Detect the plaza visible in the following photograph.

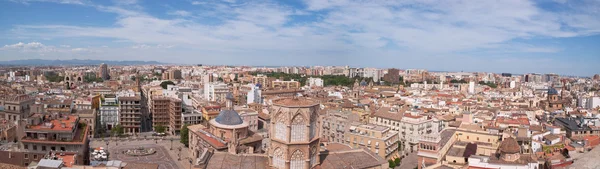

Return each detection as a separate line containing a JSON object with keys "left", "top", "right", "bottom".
{"left": 90, "top": 136, "right": 192, "bottom": 169}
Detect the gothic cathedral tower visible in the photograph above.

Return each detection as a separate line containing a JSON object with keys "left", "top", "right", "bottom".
{"left": 269, "top": 98, "right": 320, "bottom": 169}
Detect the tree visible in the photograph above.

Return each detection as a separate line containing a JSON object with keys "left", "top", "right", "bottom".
{"left": 388, "top": 159, "right": 396, "bottom": 168}
{"left": 154, "top": 125, "right": 167, "bottom": 133}
{"left": 111, "top": 125, "right": 124, "bottom": 136}
{"left": 180, "top": 124, "right": 189, "bottom": 147}
{"left": 394, "top": 158, "right": 401, "bottom": 166}
{"left": 160, "top": 81, "right": 175, "bottom": 89}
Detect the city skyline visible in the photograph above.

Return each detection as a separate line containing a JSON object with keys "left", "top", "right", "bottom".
{"left": 1, "top": 0, "right": 599, "bottom": 76}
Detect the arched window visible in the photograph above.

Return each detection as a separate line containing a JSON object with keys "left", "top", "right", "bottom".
{"left": 290, "top": 149, "right": 304, "bottom": 169}
{"left": 273, "top": 148, "right": 285, "bottom": 168}
{"left": 291, "top": 114, "right": 306, "bottom": 142}
{"left": 275, "top": 113, "right": 287, "bottom": 142}
{"left": 310, "top": 146, "right": 318, "bottom": 167}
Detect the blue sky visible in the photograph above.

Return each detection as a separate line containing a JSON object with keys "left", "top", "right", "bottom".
{"left": 0, "top": 0, "right": 599, "bottom": 76}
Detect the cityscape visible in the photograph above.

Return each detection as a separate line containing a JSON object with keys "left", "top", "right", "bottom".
{"left": 1, "top": 0, "right": 600, "bottom": 169}
{"left": 0, "top": 64, "right": 599, "bottom": 169}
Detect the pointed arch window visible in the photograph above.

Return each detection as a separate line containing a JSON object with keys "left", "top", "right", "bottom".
{"left": 273, "top": 148, "right": 285, "bottom": 168}
{"left": 275, "top": 113, "right": 287, "bottom": 142}
{"left": 291, "top": 114, "right": 306, "bottom": 142}
{"left": 290, "top": 149, "right": 305, "bottom": 169}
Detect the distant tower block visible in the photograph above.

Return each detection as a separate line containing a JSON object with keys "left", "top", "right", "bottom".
{"left": 269, "top": 98, "right": 320, "bottom": 169}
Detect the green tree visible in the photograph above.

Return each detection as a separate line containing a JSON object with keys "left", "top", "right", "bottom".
{"left": 110, "top": 125, "right": 124, "bottom": 136}
{"left": 180, "top": 124, "right": 189, "bottom": 147}
{"left": 154, "top": 125, "right": 167, "bottom": 133}
{"left": 388, "top": 159, "right": 396, "bottom": 168}
{"left": 394, "top": 158, "right": 401, "bottom": 166}
{"left": 45, "top": 74, "right": 64, "bottom": 82}
{"left": 160, "top": 80, "right": 175, "bottom": 89}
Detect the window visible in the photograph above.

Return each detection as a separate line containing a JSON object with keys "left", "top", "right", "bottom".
{"left": 467, "top": 136, "right": 469, "bottom": 140}
{"left": 33, "top": 145, "right": 37, "bottom": 150}
{"left": 291, "top": 114, "right": 306, "bottom": 142}
{"left": 309, "top": 113, "right": 317, "bottom": 139}
{"left": 24, "top": 154, "right": 28, "bottom": 159}
{"left": 61, "top": 147, "right": 66, "bottom": 151}
{"left": 290, "top": 150, "right": 305, "bottom": 169}
{"left": 272, "top": 148, "right": 285, "bottom": 168}
{"left": 275, "top": 113, "right": 288, "bottom": 142}
{"left": 51, "top": 147, "right": 56, "bottom": 151}
{"left": 42, "top": 146, "right": 46, "bottom": 151}
{"left": 477, "top": 137, "right": 479, "bottom": 141}
{"left": 24, "top": 144, "right": 28, "bottom": 150}
{"left": 34, "top": 155, "right": 38, "bottom": 160}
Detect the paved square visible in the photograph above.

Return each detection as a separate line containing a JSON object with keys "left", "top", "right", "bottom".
{"left": 108, "top": 144, "right": 179, "bottom": 169}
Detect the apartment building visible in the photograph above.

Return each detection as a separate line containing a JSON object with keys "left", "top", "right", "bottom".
{"left": 204, "top": 82, "right": 229, "bottom": 102}
{"left": 118, "top": 96, "right": 141, "bottom": 134}
{"left": 370, "top": 108, "right": 443, "bottom": 153}
{"left": 322, "top": 109, "right": 360, "bottom": 144}
{"left": 99, "top": 95, "right": 119, "bottom": 130}
{"left": 252, "top": 74, "right": 269, "bottom": 87}
{"left": 151, "top": 97, "right": 170, "bottom": 131}
{"left": 345, "top": 123, "right": 399, "bottom": 160}
{"left": 236, "top": 108, "right": 259, "bottom": 132}
{"left": 169, "top": 98, "right": 182, "bottom": 135}
{"left": 0, "top": 94, "right": 35, "bottom": 121}
{"left": 271, "top": 79, "right": 300, "bottom": 89}
{"left": 21, "top": 114, "right": 89, "bottom": 165}
{"left": 181, "top": 109, "right": 203, "bottom": 126}
{"left": 151, "top": 96, "right": 182, "bottom": 134}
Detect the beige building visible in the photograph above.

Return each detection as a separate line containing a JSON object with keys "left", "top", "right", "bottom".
{"left": 151, "top": 96, "right": 182, "bottom": 134}
{"left": 269, "top": 98, "right": 320, "bottom": 169}
{"left": 272, "top": 79, "right": 301, "bottom": 89}
{"left": 252, "top": 74, "right": 270, "bottom": 87}
{"left": 345, "top": 123, "right": 399, "bottom": 160}
{"left": 118, "top": 96, "right": 142, "bottom": 134}
{"left": 0, "top": 94, "right": 35, "bottom": 121}
{"left": 321, "top": 109, "right": 359, "bottom": 144}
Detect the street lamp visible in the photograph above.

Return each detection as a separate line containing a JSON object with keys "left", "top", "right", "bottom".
{"left": 170, "top": 138, "right": 173, "bottom": 150}
{"left": 187, "top": 157, "right": 193, "bottom": 169}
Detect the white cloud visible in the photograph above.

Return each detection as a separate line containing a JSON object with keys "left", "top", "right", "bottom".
{"left": 60, "top": 45, "right": 71, "bottom": 48}
{"left": 191, "top": 1, "right": 204, "bottom": 5}
{"left": 71, "top": 48, "right": 89, "bottom": 52}
{"left": 167, "top": 10, "right": 191, "bottom": 17}
{"left": 131, "top": 44, "right": 174, "bottom": 49}
{"left": 5, "top": 0, "right": 600, "bottom": 75}
{"left": 1, "top": 42, "right": 53, "bottom": 52}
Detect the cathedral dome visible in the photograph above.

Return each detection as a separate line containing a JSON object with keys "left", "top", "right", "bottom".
{"left": 215, "top": 110, "right": 243, "bottom": 125}
{"left": 548, "top": 88, "right": 559, "bottom": 95}
{"left": 499, "top": 137, "right": 520, "bottom": 154}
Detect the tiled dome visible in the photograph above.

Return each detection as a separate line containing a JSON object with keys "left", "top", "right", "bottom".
{"left": 499, "top": 137, "right": 521, "bottom": 154}
{"left": 215, "top": 110, "right": 243, "bottom": 125}
{"left": 548, "top": 88, "right": 559, "bottom": 95}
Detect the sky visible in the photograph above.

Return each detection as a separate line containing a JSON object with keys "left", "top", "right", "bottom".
{"left": 0, "top": 0, "right": 599, "bottom": 76}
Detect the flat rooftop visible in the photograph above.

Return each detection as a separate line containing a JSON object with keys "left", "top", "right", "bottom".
{"left": 27, "top": 115, "right": 78, "bottom": 132}
{"left": 273, "top": 98, "right": 318, "bottom": 107}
